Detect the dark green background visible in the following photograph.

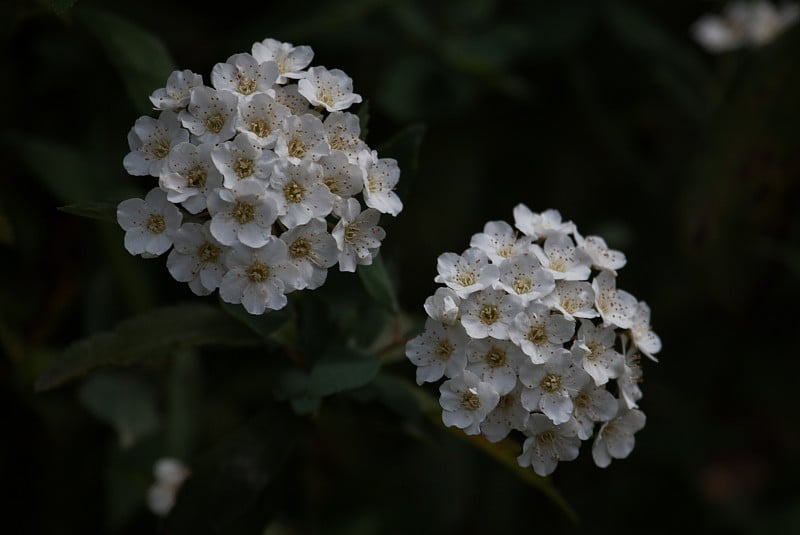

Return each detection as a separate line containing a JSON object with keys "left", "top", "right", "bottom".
{"left": 2, "top": 0, "right": 799, "bottom": 533}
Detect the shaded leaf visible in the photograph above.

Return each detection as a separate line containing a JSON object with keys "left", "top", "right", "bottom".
{"left": 166, "top": 405, "right": 299, "bottom": 534}
{"left": 36, "top": 304, "right": 261, "bottom": 392}
{"left": 166, "top": 349, "right": 202, "bottom": 460}
{"left": 219, "top": 299, "right": 291, "bottom": 341}
{"left": 76, "top": 6, "right": 175, "bottom": 115}
{"left": 357, "top": 255, "right": 399, "bottom": 313}
{"left": 309, "top": 346, "right": 381, "bottom": 397}
{"left": 78, "top": 372, "right": 160, "bottom": 448}
{"left": 59, "top": 201, "right": 120, "bottom": 224}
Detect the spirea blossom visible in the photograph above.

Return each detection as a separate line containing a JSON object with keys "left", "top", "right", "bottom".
{"left": 406, "top": 207, "right": 661, "bottom": 476}
{"left": 117, "top": 39, "right": 402, "bottom": 314}
{"left": 691, "top": 1, "right": 800, "bottom": 52}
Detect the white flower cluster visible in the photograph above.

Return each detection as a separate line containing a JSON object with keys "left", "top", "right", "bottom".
{"left": 146, "top": 457, "right": 190, "bottom": 516}
{"left": 116, "top": 39, "right": 402, "bottom": 314}
{"left": 405, "top": 206, "right": 661, "bottom": 476}
{"left": 691, "top": 1, "right": 799, "bottom": 52}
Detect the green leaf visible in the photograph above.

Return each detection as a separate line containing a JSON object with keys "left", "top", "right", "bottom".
{"left": 166, "top": 405, "right": 299, "bottom": 534}
{"left": 36, "top": 303, "right": 261, "bottom": 392}
{"left": 78, "top": 372, "right": 160, "bottom": 448}
{"left": 377, "top": 124, "right": 425, "bottom": 201}
{"left": 308, "top": 346, "right": 381, "bottom": 398}
{"left": 357, "top": 255, "right": 399, "bottom": 313}
{"left": 59, "top": 201, "right": 120, "bottom": 224}
{"left": 76, "top": 6, "right": 175, "bottom": 115}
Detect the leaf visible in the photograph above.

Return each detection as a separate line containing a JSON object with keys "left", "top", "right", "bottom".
{"left": 357, "top": 255, "right": 399, "bottom": 313}
{"left": 75, "top": 6, "right": 175, "bottom": 115}
{"left": 78, "top": 372, "right": 160, "bottom": 448}
{"left": 308, "top": 346, "right": 381, "bottom": 398}
{"left": 166, "top": 405, "right": 299, "bottom": 534}
{"left": 36, "top": 303, "right": 262, "bottom": 392}
{"left": 8, "top": 133, "right": 92, "bottom": 203}
{"left": 219, "top": 299, "right": 291, "bottom": 341}
{"left": 59, "top": 201, "right": 120, "bottom": 224}
{"left": 377, "top": 124, "right": 426, "bottom": 200}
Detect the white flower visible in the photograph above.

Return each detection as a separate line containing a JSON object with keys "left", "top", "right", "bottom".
{"left": 434, "top": 248, "right": 499, "bottom": 298}
{"left": 575, "top": 232, "right": 626, "bottom": 273}
{"left": 146, "top": 457, "right": 190, "bottom": 517}
{"left": 219, "top": 239, "right": 301, "bottom": 314}
{"left": 318, "top": 151, "right": 364, "bottom": 200}
{"left": 297, "top": 66, "right": 362, "bottom": 112}
{"left": 531, "top": 232, "right": 591, "bottom": 281}
{"left": 159, "top": 142, "right": 222, "bottom": 214}
{"left": 207, "top": 180, "right": 278, "bottom": 248}
{"left": 324, "top": 112, "right": 367, "bottom": 162}
{"left": 359, "top": 150, "right": 403, "bottom": 216}
{"left": 617, "top": 338, "right": 643, "bottom": 410}
{"left": 271, "top": 160, "right": 334, "bottom": 227}
{"left": 166, "top": 222, "right": 226, "bottom": 296}
{"left": 465, "top": 338, "right": 524, "bottom": 395}
{"left": 179, "top": 86, "right": 238, "bottom": 144}
{"left": 513, "top": 205, "right": 575, "bottom": 239}
{"left": 459, "top": 289, "right": 523, "bottom": 340}
{"left": 439, "top": 370, "right": 499, "bottom": 435}
{"left": 251, "top": 38, "right": 314, "bottom": 83}
{"left": 331, "top": 198, "right": 385, "bottom": 272}
{"left": 540, "top": 280, "right": 598, "bottom": 321}
{"left": 235, "top": 93, "right": 291, "bottom": 148}
{"left": 630, "top": 301, "right": 662, "bottom": 361}
{"left": 572, "top": 382, "right": 618, "bottom": 440}
{"left": 271, "top": 84, "right": 318, "bottom": 116}
{"left": 123, "top": 111, "right": 189, "bottom": 177}
{"left": 117, "top": 188, "right": 182, "bottom": 256}
{"left": 691, "top": 1, "right": 800, "bottom": 52}
{"left": 519, "top": 354, "right": 588, "bottom": 424}
{"left": 494, "top": 253, "right": 555, "bottom": 303}
{"left": 571, "top": 320, "right": 624, "bottom": 386}
{"left": 592, "top": 270, "right": 637, "bottom": 329}
{"left": 592, "top": 401, "right": 646, "bottom": 468}
{"left": 424, "top": 287, "right": 461, "bottom": 325}
{"left": 211, "top": 133, "right": 277, "bottom": 188}
{"left": 279, "top": 218, "right": 338, "bottom": 290}
{"left": 149, "top": 70, "right": 203, "bottom": 111}
{"left": 517, "top": 414, "right": 580, "bottom": 476}
{"left": 480, "top": 385, "right": 530, "bottom": 442}
{"left": 211, "top": 53, "right": 278, "bottom": 97}
{"left": 508, "top": 302, "right": 574, "bottom": 364}
{"left": 469, "top": 220, "right": 532, "bottom": 264}
{"left": 274, "top": 114, "right": 330, "bottom": 164}
{"left": 405, "top": 318, "right": 469, "bottom": 384}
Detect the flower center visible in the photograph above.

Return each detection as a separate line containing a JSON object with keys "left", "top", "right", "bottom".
{"left": 479, "top": 304, "right": 499, "bottom": 325}
{"left": 323, "top": 177, "right": 339, "bottom": 194}
{"left": 497, "top": 244, "right": 514, "bottom": 258}
{"left": 586, "top": 342, "right": 601, "bottom": 361}
{"left": 460, "top": 391, "right": 481, "bottom": 411}
{"left": 289, "top": 237, "right": 311, "bottom": 258}
{"left": 237, "top": 75, "right": 256, "bottom": 95}
{"left": 562, "top": 298, "right": 579, "bottom": 314}
{"left": 512, "top": 276, "right": 532, "bottom": 295}
{"left": 250, "top": 119, "right": 271, "bottom": 138}
{"left": 497, "top": 395, "right": 512, "bottom": 409}
{"left": 367, "top": 176, "right": 382, "bottom": 192}
{"left": 434, "top": 340, "right": 454, "bottom": 359}
{"left": 486, "top": 347, "right": 506, "bottom": 368}
{"left": 329, "top": 135, "right": 346, "bottom": 151}
{"left": 287, "top": 138, "right": 307, "bottom": 159}
{"left": 146, "top": 214, "right": 166, "bottom": 234}
{"left": 198, "top": 242, "right": 220, "bottom": 263}
{"left": 344, "top": 224, "right": 360, "bottom": 243}
{"left": 540, "top": 373, "right": 561, "bottom": 393}
{"left": 232, "top": 201, "right": 255, "bottom": 224}
{"left": 574, "top": 391, "right": 590, "bottom": 409}
{"left": 186, "top": 165, "right": 207, "bottom": 188}
{"left": 152, "top": 139, "right": 170, "bottom": 159}
{"left": 456, "top": 271, "right": 477, "bottom": 287}
{"left": 234, "top": 158, "right": 255, "bottom": 179}
{"left": 549, "top": 257, "right": 567, "bottom": 272}
{"left": 205, "top": 113, "right": 225, "bottom": 133}
{"left": 527, "top": 324, "right": 548, "bottom": 345}
{"left": 245, "top": 261, "right": 270, "bottom": 283}
{"left": 537, "top": 430, "right": 556, "bottom": 444}
{"left": 284, "top": 181, "right": 306, "bottom": 203}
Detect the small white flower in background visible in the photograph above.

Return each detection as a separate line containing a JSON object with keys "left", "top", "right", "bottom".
{"left": 691, "top": 1, "right": 800, "bottom": 52}
{"left": 147, "top": 457, "right": 190, "bottom": 517}
{"left": 118, "top": 38, "right": 400, "bottom": 314}
{"left": 406, "top": 206, "right": 661, "bottom": 474}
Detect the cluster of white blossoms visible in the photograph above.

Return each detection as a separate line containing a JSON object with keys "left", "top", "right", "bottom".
{"left": 146, "top": 457, "right": 190, "bottom": 516}
{"left": 691, "top": 1, "right": 799, "bottom": 52}
{"left": 405, "top": 206, "right": 661, "bottom": 476}
{"left": 117, "top": 39, "right": 401, "bottom": 314}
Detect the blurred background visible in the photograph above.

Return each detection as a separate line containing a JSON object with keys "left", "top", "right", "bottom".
{"left": 2, "top": 0, "right": 799, "bottom": 533}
